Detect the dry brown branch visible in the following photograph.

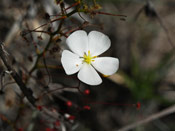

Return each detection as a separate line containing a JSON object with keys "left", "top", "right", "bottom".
{"left": 0, "top": 43, "right": 36, "bottom": 106}
{"left": 116, "top": 104, "right": 175, "bottom": 131}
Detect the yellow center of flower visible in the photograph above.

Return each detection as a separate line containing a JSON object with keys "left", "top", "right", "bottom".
{"left": 83, "top": 50, "right": 96, "bottom": 64}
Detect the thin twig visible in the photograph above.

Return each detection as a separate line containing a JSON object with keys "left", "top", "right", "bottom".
{"left": 29, "top": 10, "right": 77, "bottom": 75}
{"left": 0, "top": 43, "right": 36, "bottom": 106}
{"left": 116, "top": 104, "right": 175, "bottom": 131}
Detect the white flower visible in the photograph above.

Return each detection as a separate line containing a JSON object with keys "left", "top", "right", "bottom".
{"left": 61, "top": 30, "right": 119, "bottom": 86}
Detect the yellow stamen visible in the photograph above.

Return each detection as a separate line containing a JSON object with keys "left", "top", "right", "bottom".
{"left": 83, "top": 50, "right": 96, "bottom": 64}
{"left": 102, "top": 74, "right": 109, "bottom": 77}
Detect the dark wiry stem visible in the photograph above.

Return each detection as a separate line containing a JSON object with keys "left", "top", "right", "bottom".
{"left": 0, "top": 43, "right": 36, "bottom": 106}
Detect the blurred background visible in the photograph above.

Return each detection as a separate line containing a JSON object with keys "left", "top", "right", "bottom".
{"left": 0, "top": 0, "right": 175, "bottom": 131}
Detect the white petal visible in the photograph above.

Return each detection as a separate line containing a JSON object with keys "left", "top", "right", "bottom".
{"left": 92, "top": 57, "right": 119, "bottom": 75}
{"left": 66, "top": 30, "right": 88, "bottom": 56}
{"left": 61, "top": 50, "right": 83, "bottom": 75}
{"left": 88, "top": 31, "right": 111, "bottom": 56}
{"left": 78, "top": 63, "right": 102, "bottom": 86}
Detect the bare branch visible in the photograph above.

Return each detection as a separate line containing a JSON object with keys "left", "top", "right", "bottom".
{"left": 116, "top": 104, "right": 175, "bottom": 131}
{"left": 0, "top": 43, "right": 36, "bottom": 106}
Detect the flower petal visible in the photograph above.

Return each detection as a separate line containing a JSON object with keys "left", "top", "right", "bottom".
{"left": 88, "top": 31, "right": 111, "bottom": 56}
{"left": 66, "top": 30, "right": 88, "bottom": 56}
{"left": 78, "top": 63, "right": 102, "bottom": 86}
{"left": 61, "top": 50, "right": 83, "bottom": 75}
{"left": 92, "top": 57, "right": 119, "bottom": 75}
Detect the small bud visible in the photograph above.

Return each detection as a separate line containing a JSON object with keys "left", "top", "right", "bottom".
{"left": 44, "top": 13, "right": 50, "bottom": 20}
{"left": 37, "top": 36, "right": 43, "bottom": 40}
{"left": 28, "top": 56, "right": 33, "bottom": 62}
{"left": 37, "top": 105, "right": 42, "bottom": 111}
{"left": 93, "top": 4, "right": 102, "bottom": 10}
{"left": 84, "top": 89, "right": 90, "bottom": 95}
{"left": 20, "top": 30, "right": 29, "bottom": 36}
{"left": 136, "top": 102, "right": 141, "bottom": 110}
{"left": 68, "top": 115, "right": 75, "bottom": 120}
{"left": 66, "top": 101, "right": 72, "bottom": 107}
{"left": 83, "top": 105, "right": 91, "bottom": 110}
